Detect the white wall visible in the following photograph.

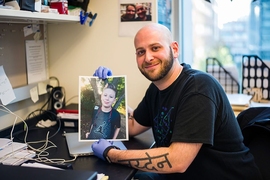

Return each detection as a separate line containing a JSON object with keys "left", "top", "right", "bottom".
{"left": 48, "top": 0, "right": 150, "bottom": 110}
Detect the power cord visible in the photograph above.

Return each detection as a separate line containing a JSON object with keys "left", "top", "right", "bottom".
{"left": 24, "top": 109, "right": 61, "bottom": 140}
{"left": 0, "top": 104, "right": 76, "bottom": 165}
{"left": 49, "top": 76, "right": 60, "bottom": 87}
{"left": 0, "top": 104, "right": 28, "bottom": 145}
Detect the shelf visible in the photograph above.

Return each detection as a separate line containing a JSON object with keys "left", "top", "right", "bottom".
{"left": 10, "top": 80, "right": 50, "bottom": 104}
{"left": 0, "top": 9, "right": 80, "bottom": 24}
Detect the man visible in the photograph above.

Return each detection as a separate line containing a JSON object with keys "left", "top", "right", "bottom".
{"left": 91, "top": 23, "right": 262, "bottom": 179}
{"left": 135, "top": 3, "right": 152, "bottom": 21}
{"left": 121, "top": 4, "right": 136, "bottom": 22}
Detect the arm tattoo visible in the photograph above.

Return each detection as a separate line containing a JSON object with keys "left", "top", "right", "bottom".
{"left": 117, "top": 152, "right": 172, "bottom": 171}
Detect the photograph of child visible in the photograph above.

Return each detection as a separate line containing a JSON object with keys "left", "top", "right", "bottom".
{"left": 79, "top": 76, "right": 128, "bottom": 141}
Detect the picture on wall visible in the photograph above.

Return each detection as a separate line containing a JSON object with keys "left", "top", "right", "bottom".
{"left": 120, "top": 2, "right": 152, "bottom": 22}
{"left": 119, "top": 0, "right": 156, "bottom": 37}
{"left": 78, "top": 75, "right": 128, "bottom": 142}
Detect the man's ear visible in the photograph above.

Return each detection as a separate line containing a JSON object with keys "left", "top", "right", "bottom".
{"left": 171, "top": 41, "right": 179, "bottom": 58}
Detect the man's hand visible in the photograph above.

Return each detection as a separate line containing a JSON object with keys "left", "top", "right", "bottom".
{"left": 91, "top": 139, "right": 119, "bottom": 163}
{"left": 93, "top": 66, "right": 112, "bottom": 79}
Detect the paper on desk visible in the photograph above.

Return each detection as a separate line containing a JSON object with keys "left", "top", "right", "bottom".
{"left": 0, "top": 141, "right": 28, "bottom": 159}
{"left": 250, "top": 101, "right": 270, "bottom": 107}
{"left": 226, "top": 94, "right": 252, "bottom": 106}
{"left": 0, "top": 66, "right": 16, "bottom": 105}
{"left": 2, "top": 150, "right": 36, "bottom": 166}
{"left": 0, "top": 138, "right": 12, "bottom": 150}
{"left": 97, "top": 173, "right": 109, "bottom": 180}
{"left": 57, "top": 113, "right": 79, "bottom": 119}
{"left": 22, "top": 162, "right": 62, "bottom": 170}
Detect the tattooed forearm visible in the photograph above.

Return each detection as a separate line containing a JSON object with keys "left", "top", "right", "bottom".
{"left": 117, "top": 152, "right": 172, "bottom": 171}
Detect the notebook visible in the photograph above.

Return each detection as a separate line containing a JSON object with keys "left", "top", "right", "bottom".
{"left": 65, "top": 132, "right": 127, "bottom": 157}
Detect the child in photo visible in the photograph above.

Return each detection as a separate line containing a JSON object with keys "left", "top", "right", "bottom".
{"left": 86, "top": 83, "right": 121, "bottom": 139}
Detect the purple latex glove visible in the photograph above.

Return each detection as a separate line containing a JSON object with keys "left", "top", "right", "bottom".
{"left": 93, "top": 66, "right": 112, "bottom": 79}
{"left": 91, "top": 139, "right": 119, "bottom": 163}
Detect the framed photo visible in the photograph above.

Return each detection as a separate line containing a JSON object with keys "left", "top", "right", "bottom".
{"left": 119, "top": 0, "right": 156, "bottom": 37}
{"left": 78, "top": 75, "right": 128, "bottom": 142}
{"left": 120, "top": 2, "right": 152, "bottom": 22}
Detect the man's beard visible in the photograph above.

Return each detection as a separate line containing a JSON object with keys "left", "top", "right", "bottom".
{"left": 139, "top": 48, "right": 174, "bottom": 81}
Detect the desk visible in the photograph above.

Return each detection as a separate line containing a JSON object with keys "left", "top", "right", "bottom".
{"left": 11, "top": 126, "right": 154, "bottom": 180}
{"left": 0, "top": 164, "right": 98, "bottom": 180}
{"left": 227, "top": 94, "right": 270, "bottom": 116}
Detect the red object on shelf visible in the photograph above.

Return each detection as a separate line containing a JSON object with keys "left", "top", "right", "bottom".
{"left": 50, "top": 1, "right": 68, "bottom": 14}
{"left": 57, "top": 103, "right": 78, "bottom": 114}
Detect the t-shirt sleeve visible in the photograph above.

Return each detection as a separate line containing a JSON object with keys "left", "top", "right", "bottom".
{"left": 171, "top": 93, "right": 217, "bottom": 146}
{"left": 133, "top": 95, "right": 152, "bottom": 127}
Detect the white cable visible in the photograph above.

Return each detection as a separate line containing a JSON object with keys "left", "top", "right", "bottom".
{"left": 0, "top": 104, "right": 29, "bottom": 144}
{"left": 0, "top": 104, "right": 77, "bottom": 164}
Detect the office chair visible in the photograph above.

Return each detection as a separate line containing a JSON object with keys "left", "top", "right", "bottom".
{"left": 237, "top": 107, "right": 270, "bottom": 180}
{"left": 206, "top": 57, "right": 240, "bottom": 94}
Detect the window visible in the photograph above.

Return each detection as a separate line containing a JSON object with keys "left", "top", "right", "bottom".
{"left": 174, "top": 0, "right": 270, "bottom": 83}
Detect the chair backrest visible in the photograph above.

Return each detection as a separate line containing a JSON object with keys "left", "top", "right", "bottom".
{"left": 242, "top": 55, "right": 270, "bottom": 100}
{"left": 206, "top": 57, "right": 240, "bottom": 94}
{"left": 237, "top": 107, "right": 270, "bottom": 180}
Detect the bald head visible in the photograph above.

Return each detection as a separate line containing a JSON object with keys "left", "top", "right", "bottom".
{"left": 133, "top": 23, "right": 180, "bottom": 87}
{"left": 134, "top": 23, "right": 173, "bottom": 47}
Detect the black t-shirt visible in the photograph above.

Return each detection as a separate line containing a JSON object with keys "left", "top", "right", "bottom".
{"left": 133, "top": 63, "right": 262, "bottom": 179}
{"left": 88, "top": 107, "right": 121, "bottom": 139}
